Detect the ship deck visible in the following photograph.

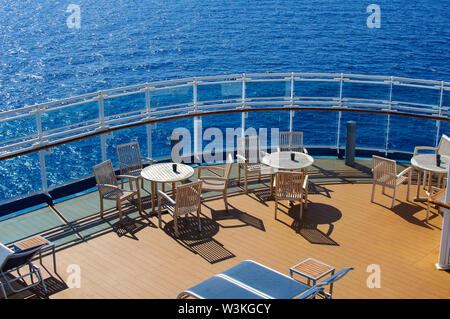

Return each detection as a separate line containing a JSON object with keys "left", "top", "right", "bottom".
{"left": 1, "top": 158, "right": 449, "bottom": 299}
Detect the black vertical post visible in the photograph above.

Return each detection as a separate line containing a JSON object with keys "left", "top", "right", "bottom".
{"left": 345, "top": 121, "right": 356, "bottom": 166}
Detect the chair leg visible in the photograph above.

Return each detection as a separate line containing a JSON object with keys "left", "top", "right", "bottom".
{"left": 99, "top": 195, "right": 104, "bottom": 219}
{"left": 197, "top": 208, "right": 202, "bottom": 232}
{"left": 223, "top": 191, "right": 228, "bottom": 211}
{"left": 391, "top": 187, "right": 397, "bottom": 208}
{"left": 118, "top": 201, "right": 123, "bottom": 222}
{"left": 371, "top": 183, "right": 376, "bottom": 203}
{"left": 174, "top": 216, "right": 179, "bottom": 237}
{"left": 158, "top": 199, "right": 162, "bottom": 229}
{"left": 274, "top": 197, "right": 278, "bottom": 220}
{"left": 244, "top": 169, "right": 248, "bottom": 193}
{"left": 238, "top": 164, "right": 241, "bottom": 186}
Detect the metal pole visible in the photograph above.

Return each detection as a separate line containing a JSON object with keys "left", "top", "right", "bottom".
{"left": 35, "top": 105, "right": 48, "bottom": 193}
{"left": 98, "top": 92, "right": 107, "bottom": 162}
{"left": 145, "top": 84, "right": 153, "bottom": 159}
{"left": 336, "top": 74, "right": 344, "bottom": 154}
{"left": 345, "top": 121, "right": 356, "bottom": 166}
{"left": 385, "top": 77, "right": 393, "bottom": 155}
{"left": 436, "top": 81, "right": 444, "bottom": 147}
{"left": 290, "top": 73, "right": 294, "bottom": 132}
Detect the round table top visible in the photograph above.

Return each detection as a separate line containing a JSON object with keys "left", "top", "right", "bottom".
{"left": 141, "top": 163, "right": 194, "bottom": 183}
{"left": 262, "top": 151, "right": 314, "bottom": 170}
{"left": 411, "top": 154, "right": 449, "bottom": 173}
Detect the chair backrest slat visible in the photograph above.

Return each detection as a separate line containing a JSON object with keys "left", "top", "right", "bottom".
{"left": 275, "top": 171, "right": 304, "bottom": 200}
{"left": 280, "top": 132, "right": 304, "bottom": 153}
{"left": 223, "top": 153, "right": 234, "bottom": 179}
{"left": 175, "top": 181, "right": 202, "bottom": 216}
{"left": 116, "top": 141, "right": 143, "bottom": 175}
{"left": 93, "top": 160, "right": 118, "bottom": 187}
{"left": 237, "top": 136, "right": 261, "bottom": 163}
{"left": 372, "top": 155, "right": 397, "bottom": 188}
{"left": 438, "top": 134, "right": 450, "bottom": 156}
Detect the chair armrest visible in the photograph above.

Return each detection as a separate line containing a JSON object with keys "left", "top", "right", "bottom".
{"left": 199, "top": 176, "right": 228, "bottom": 181}
{"left": 303, "top": 174, "right": 309, "bottom": 190}
{"left": 157, "top": 190, "right": 176, "bottom": 206}
{"left": 117, "top": 174, "right": 139, "bottom": 181}
{"left": 396, "top": 166, "right": 412, "bottom": 179}
{"left": 236, "top": 154, "right": 247, "bottom": 163}
{"left": 198, "top": 165, "right": 225, "bottom": 178}
{"left": 97, "top": 183, "right": 120, "bottom": 190}
{"left": 414, "top": 146, "right": 437, "bottom": 156}
{"left": 141, "top": 157, "right": 156, "bottom": 164}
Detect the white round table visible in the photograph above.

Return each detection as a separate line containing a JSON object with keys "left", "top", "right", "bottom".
{"left": 262, "top": 151, "right": 314, "bottom": 198}
{"left": 411, "top": 154, "right": 449, "bottom": 201}
{"left": 141, "top": 163, "right": 194, "bottom": 213}
{"left": 262, "top": 151, "right": 314, "bottom": 171}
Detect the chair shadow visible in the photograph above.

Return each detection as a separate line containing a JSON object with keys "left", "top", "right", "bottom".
{"left": 108, "top": 214, "right": 156, "bottom": 239}
{"left": 277, "top": 202, "right": 342, "bottom": 246}
{"left": 0, "top": 273, "right": 68, "bottom": 299}
{"left": 204, "top": 202, "right": 265, "bottom": 231}
{"left": 162, "top": 216, "right": 235, "bottom": 264}
{"left": 390, "top": 201, "right": 435, "bottom": 230}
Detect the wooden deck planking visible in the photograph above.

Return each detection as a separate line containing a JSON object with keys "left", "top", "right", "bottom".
{"left": 2, "top": 158, "right": 449, "bottom": 299}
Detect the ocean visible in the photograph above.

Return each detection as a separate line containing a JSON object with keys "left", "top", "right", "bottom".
{"left": 0, "top": 0, "right": 449, "bottom": 201}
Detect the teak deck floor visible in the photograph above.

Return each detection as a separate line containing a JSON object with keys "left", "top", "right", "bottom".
{"left": 2, "top": 158, "right": 450, "bottom": 299}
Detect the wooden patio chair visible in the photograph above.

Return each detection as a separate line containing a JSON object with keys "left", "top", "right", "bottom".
{"left": 279, "top": 131, "right": 308, "bottom": 154}
{"left": 93, "top": 159, "right": 143, "bottom": 222}
{"left": 0, "top": 243, "right": 48, "bottom": 299}
{"left": 158, "top": 181, "right": 203, "bottom": 237}
{"left": 116, "top": 141, "right": 155, "bottom": 193}
{"left": 371, "top": 155, "right": 412, "bottom": 208}
{"left": 236, "top": 135, "right": 275, "bottom": 193}
{"left": 198, "top": 153, "right": 234, "bottom": 211}
{"left": 274, "top": 171, "right": 309, "bottom": 221}
{"left": 414, "top": 134, "right": 450, "bottom": 189}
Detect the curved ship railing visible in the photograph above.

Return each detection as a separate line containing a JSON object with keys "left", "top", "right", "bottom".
{"left": 0, "top": 73, "right": 449, "bottom": 207}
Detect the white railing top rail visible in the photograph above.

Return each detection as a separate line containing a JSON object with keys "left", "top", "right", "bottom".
{"left": 0, "top": 73, "right": 448, "bottom": 161}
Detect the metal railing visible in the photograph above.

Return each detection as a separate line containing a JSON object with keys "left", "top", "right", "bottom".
{"left": 0, "top": 72, "right": 449, "bottom": 202}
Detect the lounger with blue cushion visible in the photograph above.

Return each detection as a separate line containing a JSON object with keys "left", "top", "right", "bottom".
{"left": 177, "top": 260, "right": 325, "bottom": 299}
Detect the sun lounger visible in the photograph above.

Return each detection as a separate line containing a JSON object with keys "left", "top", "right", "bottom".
{"left": 177, "top": 260, "right": 324, "bottom": 299}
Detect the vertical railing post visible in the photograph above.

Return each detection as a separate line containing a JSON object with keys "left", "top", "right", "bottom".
{"left": 192, "top": 79, "right": 202, "bottom": 163}
{"left": 289, "top": 72, "right": 294, "bottom": 132}
{"left": 385, "top": 76, "right": 394, "bottom": 155}
{"left": 145, "top": 84, "right": 153, "bottom": 160}
{"left": 336, "top": 73, "right": 344, "bottom": 154}
{"left": 436, "top": 80, "right": 444, "bottom": 147}
{"left": 241, "top": 74, "right": 247, "bottom": 137}
{"left": 36, "top": 104, "right": 48, "bottom": 194}
{"left": 98, "top": 92, "right": 107, "bottom": 162}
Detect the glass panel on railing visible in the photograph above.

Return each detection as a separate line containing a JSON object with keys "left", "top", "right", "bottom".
{"left": 150, "top": 86, "right": 193, "bottom": 110}
{"left": 245, "top": 111, "right": 290, "bottom": 152}
{"left": 245, "top": 80, "right": 289, "bottom": 100}
{"left": 0, "top": 115, "right": 36, "bottom": 142}
{"left": 0, "top": 152, "right": 41, "bottom": 202}
{"left": 41, "top": 101, "right": 99, "bottom": 132}
{"left": 342, "top": 82, "right": 390, "bottom": 104}
{"left": 293, "top": 80, "right": 340, "bottom": 100}
{"left": 152, "top": 118, "right": 194, "bottom": 161}
{"left": 201, "top": 113, "right": 241, "bottom": 162}
{"left": 391, "top": 85, "right": 441, "bottom": 111}
{"left": 338, "top": 112, "right": 388, "bottom": 150}
{"left": 45, "top": 136, "right": 102, "bottom": 188}
{"left": 291, "top": 111, "right": 338, "bottom": 147}
{"left": 197, "top": 82, "right": 242, "bottom": 103}
{"left": 104, "top": 92, "right": 145, "bottom": 117}
{"left": 387, "top": 115, "right": 437, "bottom": 153}
{"left": 437, "top": 89, "right": 450, "bottom": 141}
{"left": 105, "top": 125, "right": 148, "bottom": 168}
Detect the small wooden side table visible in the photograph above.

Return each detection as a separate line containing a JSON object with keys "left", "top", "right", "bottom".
{"left": 290, "top": 258, "right": 335, "bottom": 295}
{"left": 13, "top": 235, "right": 57, "bottom": 273}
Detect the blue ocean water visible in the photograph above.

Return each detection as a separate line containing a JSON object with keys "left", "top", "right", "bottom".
{"left": 0, "top": 1, "right": 449, "bottom": 201}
